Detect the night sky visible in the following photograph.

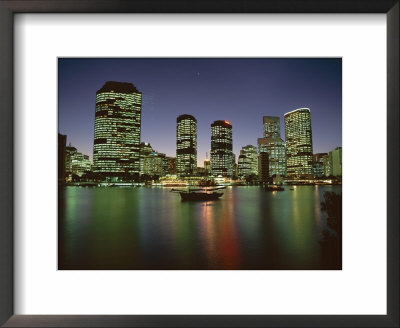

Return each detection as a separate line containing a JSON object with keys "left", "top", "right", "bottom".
{"left": 58, "top": 58, "right": 342, "bottom": 166}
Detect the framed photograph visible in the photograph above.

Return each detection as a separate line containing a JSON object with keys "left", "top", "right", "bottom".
{"left": 0, "top": 1, "right": 398, "bottom": 327}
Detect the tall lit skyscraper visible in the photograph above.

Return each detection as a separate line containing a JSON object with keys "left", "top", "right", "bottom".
{"left": 176, "top": 114, "right": 197, "bottom": 176}
{"left": 259, "top": 116, "right": 286, "bottom": 177}
{"left": 329, "top": 147, "right": 342, "bottom": 177}
{"left": 238, "top": 145, "right": 258, "bottom": 177}
{"left": 263, "top": 116, "right": 281, "bottom": 138}
{"left": 211, "top": 120, "right": 233, "bottom": 177}
{"left": 284, "top": 108, "right": 313, "bottom": 179}
{"left": 93, "top": 81, "right": 142, "bottom": 176}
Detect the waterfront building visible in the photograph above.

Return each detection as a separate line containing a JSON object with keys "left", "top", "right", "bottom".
{"left": 284, "top": 108, "right": 313, "bottom": 179}
{"left": 329, "top": 147, "right": 342, "bottom": 177}
{"left": 176, "top": 114, "right": 197, "bottom": 176}
{"left": 239, "top": 145, "right": 258, "bottom": 176}
{"left": 58, "top": 133, "right": 66, "bottom": 184}
{"left": 263, "top": 116, "right": 281, "bottom": 138}
{"left": 258, "top": 137, "right": 286, "bottom": 177}
{"left": 203, "top": 158, "right": 211, "bottom": 176}
{"left": 210, "top": 120, "right": 233, "bottom": 177}
{"left": 168, "top": 157, "right": 177, "bottom": 175}
{"left": 93, "top": 81, "right": 142, "bottom": 176}
{"left": 65, "top": 145, "right": 91, "bottom": 177}
{"left": 140, "top": 142, "right": 154, "bottom": 175}
{"left": 313, "top": 153, "right": 328, "bottom": 178}
{"left": 238, "top": 154, "right": 250, "bottom": 178}
{"left": 258, "top": 152, "right": 270, "bottom": 184}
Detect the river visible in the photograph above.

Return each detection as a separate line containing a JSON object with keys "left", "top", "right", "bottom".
{"left": 58, "top": 185, "right": 342, "bottom": 270}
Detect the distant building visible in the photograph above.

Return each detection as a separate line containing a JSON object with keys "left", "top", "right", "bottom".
{"left": 65, "top": 145, "right": 91, "bottom": 177}
{"left": 238, "top": 145, "right": 258, "bottom": 177}
{"left": 210, "top": 120, "right": 233, "bottom": 177}
{"left": 258, "top": 137, "right": 286, "bottom": 177}
{"left": 284, "top": 108, "right": 313, "bottom": 179}
{"left": 329, "top": 147, "right": 342, "bottom": 177}
{"left": 58, "top": 133, "right": 66, "bottom": 184}
{"left": 93, "top": 81, "right": 142, "bottom": 176}
{"left": 263, "top": 116, "right": 281, "bottom": 138}
{"left": 258, "top": 152, "right": 270, "bottom": 184}
{"left": 313, "top": 153, "right": 328, "bottom": 178}
{"left": 140, "top": 142, "right": 166, "bottom": 177}
{"left": 168, "top": 157, "right": 177, "bottom": 175}
{"left": 140, "top": 142, "right": 154, "bottom": 175}
{"left": 176, "top": 114, "right": 197, "bottom": 176}
{"left": 203, "top": 159, "right": 211, "bottom": 175}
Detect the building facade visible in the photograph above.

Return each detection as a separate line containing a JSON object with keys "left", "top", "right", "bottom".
{"left": 329, "top": 147, "right": 342, "bottom": 177}
{"left": 210, "top": 120, "right": 233, "bottom": 177}
{"left": 284, "top": 108, "right": 313, "bottom": 179}
{"left": 93, "top": 81, "right": 142, "bottom": 176}
{"left": 313, "top": 153, "right": 328, "bottom": 178}
{"left": 176, "top": 114, "right": 197, "bottom": 176}
{"left": 263, "top": 116, "right": 281, "bottom": 138}
{"left": 65, "top": 145, "right": 91, "bottom": 178}
{"left": 238, "top": 145, "right": 258, "bottom": 177}
{"left": 258, "top": 137, "right": 286, "bottom": 177}
{"left": 258, "top": 152, "right": 270, "bottom": 184}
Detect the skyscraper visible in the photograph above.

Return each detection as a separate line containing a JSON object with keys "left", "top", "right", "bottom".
{"left": 284, "top": 108, "right": 313, "bottom": 179}
{"left": 93, "top": 81, "right": 142, "bottom": 176}
{"left": 210, "top": 120, "right": 233, "bottom": 177}
{"left": 238, "top": 145, "right": 258, "bottom": 177}
{"left": 263, "top": 116, "right": 281, "bottom": 138}
{"left": 259, "top": 116, "right": 286, "bottom": 177}
{"left": 176, "top": 114, "right": 197, "bottom": 176}
{"left": 329, "top": 147, "right": 342, "bottom": 177}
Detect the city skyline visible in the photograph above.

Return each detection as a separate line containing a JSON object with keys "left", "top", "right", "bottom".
{"left": 58, "top": 58, "right": 342, "bottom": 166}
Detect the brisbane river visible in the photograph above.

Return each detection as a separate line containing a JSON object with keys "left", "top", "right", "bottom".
{"left": 58, "top": 185, "right": 342, "bottom": 270}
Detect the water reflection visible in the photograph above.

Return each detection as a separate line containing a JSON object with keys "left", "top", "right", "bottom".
{"left": 58, "top": 185, "right": 342, "bottom": 270}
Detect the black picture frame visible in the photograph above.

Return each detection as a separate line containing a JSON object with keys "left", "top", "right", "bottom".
{"left": 0, "top": 1, "right": 398, "bottom": 327}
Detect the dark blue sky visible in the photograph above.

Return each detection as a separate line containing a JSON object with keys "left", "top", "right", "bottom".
{"left": 58, "top": 58, "right": 342, "bottom": 165}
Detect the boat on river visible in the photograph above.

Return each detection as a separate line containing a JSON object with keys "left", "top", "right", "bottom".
{"left": 171, "top": 186, "right": 226, "bottom": 201}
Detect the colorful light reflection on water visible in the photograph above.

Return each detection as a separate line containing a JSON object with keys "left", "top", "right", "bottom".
{"left": 58, "top": 185, "right": 342, "bottom": 270}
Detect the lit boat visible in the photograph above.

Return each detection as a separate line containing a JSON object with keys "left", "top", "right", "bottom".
{"left": 171, "top": 186, "right": 226, "bottom": 201}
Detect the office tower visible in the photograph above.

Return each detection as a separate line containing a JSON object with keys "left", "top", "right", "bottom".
{"left": 168, "top": 157, "right": 177, "bottom": 175}
{"left": 93, "top": 81, "right": 142, "bottom": 176}
{"left": 263, "top": 116, "right": 281, "bottom": 138}
{"left": 260, "top": 116, "right": 286, "bottom": 177}
{"left": 239, "top": 145, "right": 258, "bottom": 177}
{"left": 204, "top": 159, "right": 211, "bottom": 175}
{"left": 176, "top": 114, "right": 197, "bottom": 176}
{"left": 140, "top": 142, "right": 154, "bottom": 175}
{"left": 258, "top": 152, "right": 270, "bottom": 184}
{"left": 329, "top": 147, "right": 342, "bottom": 177}
{"left": 313, "top": 153, "right": 328, "bottom": 178}
{"left": 210, "top": 120, "right": 233, "bottom": 177}
{"left": 58, "top": 133, "right": 66, "bottom": 185}
{"left": 284, "top": 108, "right": 313, "bottom": 179}
{"left": 65, "top": 145, "right": 91, "bottom": 178}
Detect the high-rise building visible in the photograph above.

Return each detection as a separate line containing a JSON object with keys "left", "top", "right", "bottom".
{"left": 313, "top": 153, "right": 328, "bottom": 178}
{"left": 258, "top": 152, "right": 270, "bottom": 184}
{"left": 167, "top": 157, "right": 177, "bottom": 175}
{"left": 65, "top": 145, "right": 91, "bottom": 178}
{"left": 329, "top": 147, "right": 342, "bottom": 177}
{"left": 93, "top": 81, "right": 142, "bottom": 176}
{"left": 210, "top": 120, "right": 233, "bottom": 177}
{"left": 176, "top": 114, "right": 197, "bottom": 176}
{"left": 238, "top": 145, "right": 258, "bottom": 177}
{"left": 259, "top": 116, "right": 286, "bottom": 177}
{"left": 258, "top": 137, "right": 286, "bottom": 177}
{"left": 263, "top": 116, "right": 281, "bottom": 138}
{"left": 140, "top": 142, "right": 154, "bottom": 175}
{"left": 284, "top": 108, "right": 313, "bottom": 179}
{"left": 204, "top": 159, "right": 211, "bottom": 176}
